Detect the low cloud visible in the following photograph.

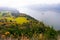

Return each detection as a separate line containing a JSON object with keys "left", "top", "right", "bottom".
{"left": 24, "top": 4, "right": 60, "bottom": 30}
{"left": 27, "top": 4, "right": 60, "bottom": 12}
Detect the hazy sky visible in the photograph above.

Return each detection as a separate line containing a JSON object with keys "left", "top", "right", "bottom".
{"left": 0, "top": 0, "right": 60, "bottom": 11}
{"left": 0, "top": 0, "right": 60, "bottom": 12}
{"left": 0, "top": 0, "right": 60, "bottom": 30}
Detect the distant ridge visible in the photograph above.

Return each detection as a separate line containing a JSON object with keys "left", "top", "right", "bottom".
{"left": 0, "top": 7, "right": 20, "bottom": 13}
{"left": 0, "top": 7, "right": 20, "bottom": 17}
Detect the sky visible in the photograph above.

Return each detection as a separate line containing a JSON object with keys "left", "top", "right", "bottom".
{"left": 0, "top": 0, "right": 60, "bottom": 30}
{"left": 0, "top": 0, "right": 60, "bottom": 11}
{"left": 0, "top": 0, "right": 60, "bottom": 12}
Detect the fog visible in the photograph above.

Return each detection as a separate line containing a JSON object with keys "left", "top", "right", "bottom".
{"left": 20, "top": 4, "right": 60, "bottom": 30}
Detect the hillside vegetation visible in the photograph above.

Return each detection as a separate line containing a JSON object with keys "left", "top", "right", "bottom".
{"left": 0, "top": 12, "right": 58, "bottom": 40}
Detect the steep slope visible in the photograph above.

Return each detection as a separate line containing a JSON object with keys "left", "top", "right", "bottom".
{"left": 0, "top": 10, "right": 38, "bottom": 24}
{"left": 0, "top": 8, "right": 57, "bottom": 40}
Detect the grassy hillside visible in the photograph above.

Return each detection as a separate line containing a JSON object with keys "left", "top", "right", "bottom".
{"left": 0, "top": 12, "right": 58, "bottom": 40}
{"left": 0, "top": 12, "right": 31, "bottom": 24}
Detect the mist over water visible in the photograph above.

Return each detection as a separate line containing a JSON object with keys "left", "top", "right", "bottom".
{"left": 15, "top": 4, "right": 60, "bottom": 30}
{"left": 29, "top": 11, "right": 60, "bottom": 30}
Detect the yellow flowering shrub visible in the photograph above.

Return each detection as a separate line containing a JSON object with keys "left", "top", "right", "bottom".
{"left": 5, "top": 31, "right": 10, "bottom": 35}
